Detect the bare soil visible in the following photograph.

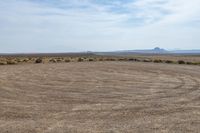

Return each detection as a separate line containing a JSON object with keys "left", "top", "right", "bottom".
{"left": 0, "top": 62, "right": 199, "bottom": 133}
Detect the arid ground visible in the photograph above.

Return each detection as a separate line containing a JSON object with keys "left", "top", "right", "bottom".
{"left": 0, "top": 62, "right": 200, "bottom": 133}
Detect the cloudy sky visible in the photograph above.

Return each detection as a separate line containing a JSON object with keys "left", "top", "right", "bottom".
{"left": 0, "top": 0, "right": 200, "bottom": 53}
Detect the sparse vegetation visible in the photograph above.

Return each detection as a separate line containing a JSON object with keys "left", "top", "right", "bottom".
{"left": 0, "top": 61, "right": 7, "bottom": 65}
{"left": 23, "top": 58, "right": 29, "bottom": 62}
{"left": 65, "top": 59, "right": 71, "bottom": 62}
{"left": 143, "top": 59, "right": 152, "bottom": 62}
{"left": 128, "top": 58, "right": 135, "bottom": 61}
{"left": 99, "top": 58, "right": 104, "bottom": 61}
{"left": 7, "top": 60, "right": 17, "bottom": 65}
{"left": 178, "top": 60, "right": 185, "bottom": 64}
{"left": 165, "top": 60, "right": 174, "bottom": 64}
{"left": 0, "top": 54, "right": 199, "bottom": 66}
{"left": 88, "top": 58, "right": 94, "bottom": 61}
{"left": 118, "top": 58, "right": 126, "bottom": 61}
{"left": 105, "top": 58, "right": 116, "bottom": 61}
{"left": 78, "top": 57, "right": 84, "bottom": 62}
{"left": 35, "top": 58, "right": 43, "bottom": 63}
{"left": 186, "top": 62, "right": 193, "bottom": 65}
{"left": 49, "top": 58, "right": 57, "bottom": 63}
{"left": 153, "top": 59, "right": 163, "bottom": 63}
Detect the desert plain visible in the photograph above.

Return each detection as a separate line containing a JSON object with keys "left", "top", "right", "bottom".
{"left": 0, "top": 61, "right": 200, "bottom": 133}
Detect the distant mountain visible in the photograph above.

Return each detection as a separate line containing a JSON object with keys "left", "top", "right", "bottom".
{"left": 95, "top": 47, "right": 200, "bottom": 56}
{"left": 0, "top": 47, "right": 200, "bottom": 56}
{"left": 96, "top": 47, "right": 168, "bottom": 55}
{"left": 121, "top": 47, "right": 168, "bottom": 54}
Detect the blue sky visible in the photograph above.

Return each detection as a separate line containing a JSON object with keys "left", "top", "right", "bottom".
{"left": 0, "top": 0, "right": 200, "bottom": 53}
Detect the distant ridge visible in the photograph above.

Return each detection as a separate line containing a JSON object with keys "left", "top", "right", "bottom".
{"left": 0, "top": 47, "right": 200, "bottom": 56}
{"left": 118, "top": 47, "right": 168, "bottom": 54}
{"left": 95, "top": 47, "right": 200, "bottom": 56}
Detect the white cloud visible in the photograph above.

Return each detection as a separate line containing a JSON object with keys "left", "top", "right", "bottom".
{"left": 0, "top": 0, "right": 200, "bottom": 52}
{"left": 125, "top": 0, "right": 200, "bottom": 25}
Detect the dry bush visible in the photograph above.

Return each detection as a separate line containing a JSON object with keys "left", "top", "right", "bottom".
{"left": 35, "top": 58, "right": 43, "bottom": 63}
{"left": 56, "top": 58, "right": 64, "bottom": 62}
{"left": 88, "top": 58, "right": 94, "bottom": 62}
{"left": 30, "top": 58, "right": 35, "bottom": 61}
{"left": 178, "top": 60, "right": 185, "bottom": 64}
{"left": 187, "top": 62, "right": 200, "bottom": 65}
{"left": 128, "top": 58, "right": 140, "bottom": 62}
{"left": 98, "top": 58, "right": 104, "bottom": 61}
{"left": 65, "top": 59, "right": 71, "bottom": 62}
{"left": 105, "top": 58, "right": 116, "bottom": 61}
{"left": 23, "top": 58, "right": 29, "bottom": 62}
{"left": 15, "top": 58, "right": 22, "bottom": 63}
{"left": 0, "top": 61, "right": 7, "bottom": 65}
{"left": 78, "top": 58, "right": 84, "bottom": 62}
{"left": 143, "top": 59, "right": 152, "bottom": 62}
{"left": 165, "top": 60, "right": 174, "bottom": 64}
{"left": 153, "top": 59, "right": 163, "bottom": 63}
{"left": 7, "top": 60, "right": 18, "bottom": 65}
{"left": 49, "top": 58, "right": 57, "bottom": 63}
{"left": 128, "top": 58, "right": 135, "bottom": 61}
{"left": 186, "top": 62, "right": 193, "bottom": 65}
{"left": 118, "top": 58, "right": 127, "bottom": 61}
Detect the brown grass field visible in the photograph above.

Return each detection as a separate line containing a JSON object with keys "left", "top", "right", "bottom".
{"left": 0, "top": 61, "right": 200, "bottom": 133}
{"left": 1, "top": 53, "right": 200, "bottom": 66}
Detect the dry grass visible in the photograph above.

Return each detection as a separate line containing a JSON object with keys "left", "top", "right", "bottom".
{"left": 0, "top": 54, "right": 200, "bottom": 66}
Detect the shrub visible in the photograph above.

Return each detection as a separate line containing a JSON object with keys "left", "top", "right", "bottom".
{"left": 0, "top": 61, "right": 7, "bottom": 65}
{"left": 65, "top": 59, "right": 71, "bottom": 62}
{"left": 78, "top": 58, "right": 83, "bottom": 62}
{"left": 99, "top": 58, "right": 103, "bottom": 61}
{"left": 56, "top": 59, "right": 63, "bottom": 62}
{"left": 134, "top": 58, "right": 138, "bottom": 61}
{"left": 153, "top": 59, "right": 163, "bottom": 63}
{"left": 128, "top": 58, "right": 140, "bottom": 62}
{"left": 186, "top": 62, "right": 193, "bottom": 65}
{"left": 23, "top": 58, "right": 29, "bottom": 62}
{"left": 165, "top": 60, "right": 174, "bottom": 64}
{"left": 49, "top": 59, "right": 57, "bottom": 63}
{"left": 15, "top": 58, "right": 22, "bottom": 63}
{"left": 106, "top": 58, "right": 116, "bottom": 61}
{"left": 118, "top": 58, "right": 126, "bottom": 61}
{"left": 128, "top": 58, "right": 135, "bottom": 61}
{"left": 7, "top": 60, "right": 17, "bottom": 65}
{"left": 35, "top": 58, "right": 43, "bottom": 63}
{"left": 88, "top": 58, "right": 94, "bottom": 61}
{"left": 143, "top": 59, "right": 152, "bottom": 62}
{"left": 178, "top": 60, "right": 185, "bottom": 64}
{"left": 187, "top": 62, "right": 200, "bottom": 65}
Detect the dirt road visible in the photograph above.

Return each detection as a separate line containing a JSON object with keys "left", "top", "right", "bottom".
{"left": 0, "top": 62, "right": 199, "bottom": 133}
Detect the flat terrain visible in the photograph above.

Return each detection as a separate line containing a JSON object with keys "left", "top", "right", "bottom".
{"left": 0, "top": 62, "right": 200, "bottom": 133}
{"left": 122, "top": 54, "right": 200, "bottom": 63}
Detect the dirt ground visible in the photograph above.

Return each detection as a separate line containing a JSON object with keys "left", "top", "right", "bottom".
{"left": 0, "top": 62, "right": 199, "bottom": 133}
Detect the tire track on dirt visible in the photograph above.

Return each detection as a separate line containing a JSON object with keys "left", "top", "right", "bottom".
{"left": 0, "top": 62, "right": 199, "bottom": 132}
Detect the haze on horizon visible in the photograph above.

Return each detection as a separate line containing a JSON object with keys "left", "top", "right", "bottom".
{"left": 0, "top": 0, "right": 200, "bottom": 53}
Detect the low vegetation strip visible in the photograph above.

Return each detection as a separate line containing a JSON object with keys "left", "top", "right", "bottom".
{"left": 0, "top": 55, "right": 200, "bottom": 66}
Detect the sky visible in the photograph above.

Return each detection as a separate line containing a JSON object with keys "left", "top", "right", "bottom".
{"left": 0, "top": 0, "right": 200, "bottom": 53}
